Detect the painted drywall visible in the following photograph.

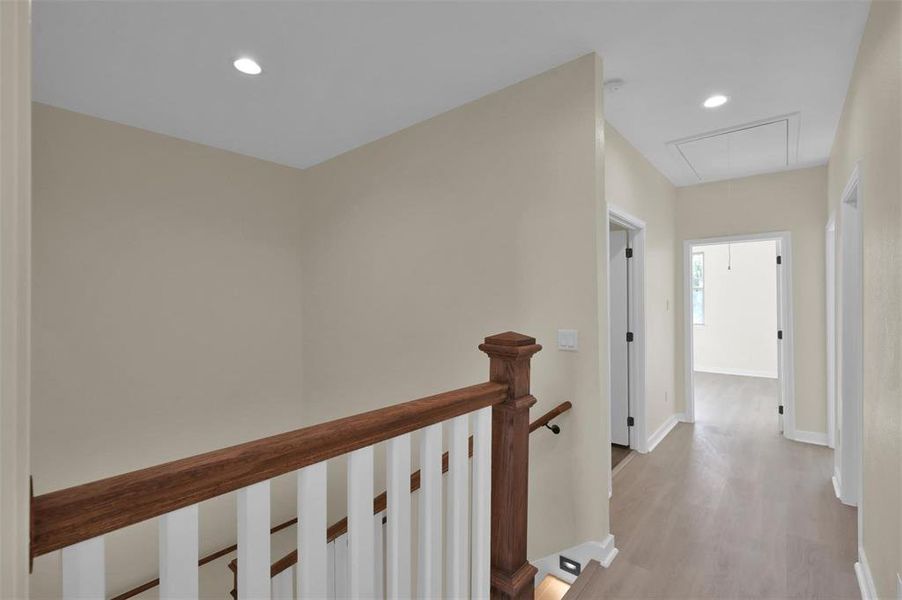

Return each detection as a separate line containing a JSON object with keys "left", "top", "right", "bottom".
{"left": 604, "top": 126, "right": 678, "bottom": 439}
{"left": 0, "top": 1, "right": 32, "bottom": 597}
{"left": 30, "top": 55, "right": 612, "bottom": 595}
{"left": 30, "top": 104, "right": 306, "bottom": 597}
{"left": 826, "top": 1, "right": 902, "bottom": 596}
{"left": 692, "top": 241, "right": 778, "bottom": 379}
{"left": 298, "top": 54, "right": 608, "bottom": 561}
{"left": 676, "top": 166, "right": 828, "bottom": 434}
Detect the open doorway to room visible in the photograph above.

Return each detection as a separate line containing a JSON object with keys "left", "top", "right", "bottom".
{"left": 607, "top": 207, "right": 646, "bottom": 481}
{"left": 683, "top": 232, "right": 795, "bottom": 438}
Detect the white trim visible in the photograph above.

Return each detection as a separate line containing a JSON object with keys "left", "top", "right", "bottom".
{"left": 646, "top": 413, "right": 684, "bottom": 453}
{"left": 838, "top": 163, "right": 863, "bottom": 511}
{"left": 896, "top": 572, "right": 901, "bottom": 599}
{"left": 693, "top": 366, "right": 778, "bottom": 379}
{"left": 832, "top": 474, "right": 842, "bottom": 500}
{"left": 682, "top": 232, "right": 795, "bottom": 439}
{"left": 531, "top": 536, "right": 618, "bottom": 586}
{"left": 825, "top": 214, "right": 837, "bottom": 449}
{"left": 788, "top": 429, "right": 828, "bottom": 446}
{"left": 855, "top": 546, "right": 877, "bottom": 600}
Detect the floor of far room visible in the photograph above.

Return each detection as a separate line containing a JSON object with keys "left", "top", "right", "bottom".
{"left": 582, "top": 371, "right": 859, "bottom": 598}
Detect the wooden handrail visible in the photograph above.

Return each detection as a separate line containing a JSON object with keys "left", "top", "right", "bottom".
{"left": 226, "top": 400, "right": 573, "bottom": 589}
{"left": 529, "top": 401, "right": 573, "bottom": 433}
{"left": 114, "top": 402, "right": 572, "bottom": 600}
{"left": 31, "top": 381, "right": 508, "bottom": 559}
{"left": 39, "top": 332, "right": 549, "bottom": 600}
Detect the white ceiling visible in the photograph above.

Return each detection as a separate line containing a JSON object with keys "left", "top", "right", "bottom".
{"left": 33, "top": 1, "right": 869, "bottom": 186}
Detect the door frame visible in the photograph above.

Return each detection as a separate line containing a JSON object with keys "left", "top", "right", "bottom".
{"left": 825, "top": 214, "right": 836, "bottom": 450}
{"left": 682, "top": 231, "right": 795, "bottom": 438}
{"left": 606, "top": 206, "right": 647, "bottom": 455}
{"left": 837, "top": 164, "right": 863, "bottom": 511}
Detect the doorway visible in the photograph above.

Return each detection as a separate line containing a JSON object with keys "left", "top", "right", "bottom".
{"left": 683, "top": 232, "right": 795, "bottom": 436}
{"left": 607, "top": 206, "right": 646, "bottom": 480}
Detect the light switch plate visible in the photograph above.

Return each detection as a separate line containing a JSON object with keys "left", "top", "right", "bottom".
{"left": 557, "top": 329, "right": 579, "bottom": 351}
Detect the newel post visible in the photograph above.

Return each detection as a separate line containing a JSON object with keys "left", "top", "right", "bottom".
{"left": 479, "top": 331, "right": 542, "bottom": 600}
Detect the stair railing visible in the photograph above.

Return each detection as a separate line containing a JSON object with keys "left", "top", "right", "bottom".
{"left": 30, "top": 331, "right": 543, "bottom": 599}
{"left": 225, "top": 400, "right": 574, "bottom": 599}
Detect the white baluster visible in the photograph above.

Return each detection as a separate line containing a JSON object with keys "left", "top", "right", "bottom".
{"left": 386, "top": 433, "right": 411, "bottom": 599}
{"left": 333, "top": 534, "right": 348, "bottom": 599}
{"left": 326, "top": 539, "right": 336, "bottom": 599}
{"left": 272, "top": 565, "right": 294, "bottom": 600}
{"left": 417, "top": 423, "right": 442, "bottom": 598}
{"left": 348, "top": 446, "right": 375, "bottom": 598}
{"left": 159, "top": 504, "right": 199, "bottom": 599}
{"left": 62, "top": 536, "right": 105, "bottom": 600}
{"left": 298, "top": 462, "right": 327, "bottom": 599}
{"left": 471, "top": 406, "right": 492, "bottom": 599}
{"left": 446, "top": 414, "right": 470, "bottom": 597}
{"left": 238, "top": 480, "right": 271, "bottom": 600}
{"left": 374, "top": 512, "right": 385, "bottom": 599}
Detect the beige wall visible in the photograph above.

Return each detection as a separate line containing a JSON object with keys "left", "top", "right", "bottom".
{"left": 604, "top": 126, "right": 678, "bottom": 436}
{"left": 30, "top": 55, "right": 612, "bottom": 594}
{"left": 298, "top": 54, "right": 609, "bottom": 560}
{"left": 826, "top": 1, "right": 902, "bottom": 596}
{"left": 693, "top": 241, "right": 778, "bottom": 379}
{"left": 0, "top": 1, "right": 32, "bottom": 597}
{"left": 676, "top": 166, "right": 828, "bottom": 434}
{"left": 30, "top": 104, "right": 306, "bottom": 596}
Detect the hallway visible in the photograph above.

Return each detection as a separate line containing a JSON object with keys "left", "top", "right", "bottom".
{"left": 584, "top": 373, "right": 859, "bottom": 598}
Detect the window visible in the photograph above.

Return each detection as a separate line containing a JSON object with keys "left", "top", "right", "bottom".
{"left": 692, "top": 252, "right": 705, "bottom": 325}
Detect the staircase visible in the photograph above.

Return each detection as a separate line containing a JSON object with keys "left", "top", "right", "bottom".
{"left": 29, "top": 332, "right": 567, "bottom": 600}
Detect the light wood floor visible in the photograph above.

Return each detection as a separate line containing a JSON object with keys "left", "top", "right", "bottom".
{"left": 574, "top": 372, "right": 859, "bottom": 599}
{"left": 612, "top": 444, "right": 632, "bottom": 469}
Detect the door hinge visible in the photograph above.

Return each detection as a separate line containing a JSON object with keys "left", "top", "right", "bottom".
{"left": 626, "top": 331, "right": 634, "bottom": 342}
{"left": 776, "top": 255, "right": 782, "bottom": 265}
{"left": 625, "top": 247, "right": 633, "bottom": 259}
{"left": 777, "top": 330, "right": 783, "bottom": 340}
{"left": 778, "top": 405, "right": 784, "bottom": 415}
{"left": 627, "top": 416, "right": 635, "bottom": 427}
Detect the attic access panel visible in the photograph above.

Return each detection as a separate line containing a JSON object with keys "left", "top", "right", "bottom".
{"left": 668, "top": 113, "right": 800, "bottom": 183}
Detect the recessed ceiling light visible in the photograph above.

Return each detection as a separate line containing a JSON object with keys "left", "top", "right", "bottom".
{"left": 703, "top": 94, "right": 729, "bottom": 109}
{"left": 233, "top": 57, "right": 262, "bottom": 76}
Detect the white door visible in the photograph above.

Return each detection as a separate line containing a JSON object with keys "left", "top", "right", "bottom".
{"left": 609, "top": 230, "right": 630, "bottom": 446}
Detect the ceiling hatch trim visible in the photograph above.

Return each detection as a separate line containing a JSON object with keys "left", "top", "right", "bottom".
{"left": 667, "top": 112, "right": 801, "bottom": 184}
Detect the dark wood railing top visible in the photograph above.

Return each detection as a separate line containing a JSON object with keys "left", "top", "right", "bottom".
{"left": 529, "top": 401, "right": 573, "bottom": 433}
{"left": 31, "top": 380, "right": 509, "bottom": 558}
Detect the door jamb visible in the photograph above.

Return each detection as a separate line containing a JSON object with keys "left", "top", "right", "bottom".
{"left": 682, "top": 231, "right": 795, "bottom": 438}
{"left": 825, "top": 214, "right": 836, "bottom": 450}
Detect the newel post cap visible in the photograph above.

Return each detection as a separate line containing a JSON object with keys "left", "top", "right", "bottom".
{"left": 479, "top": 331, "right": 542, "bottom": 359}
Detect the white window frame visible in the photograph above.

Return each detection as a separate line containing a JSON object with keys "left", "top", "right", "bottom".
{"left": 691, "top": 251, "right": 705, "bottom": 326}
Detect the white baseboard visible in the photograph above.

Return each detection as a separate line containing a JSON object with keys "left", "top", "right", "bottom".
{"left": 531, "top": 534, "right": 618, "bottom": 585}
{"left": 855, "top": 546, "right": 878, "bottom": 600}
{"left": 789, "top": 429, "right": 828, "bottom": 446}
{"left": 646, "top": 413, "right": 684, "bottom": 453}
{"left": 832, "top": 474, "right": 842, "bottom": 500}
{"left": 694, "top": 366, "right": 778, "bottom": 379}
